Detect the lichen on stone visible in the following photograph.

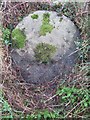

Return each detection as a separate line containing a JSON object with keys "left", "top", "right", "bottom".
{"left": 34, "top": 43, "right": 56, "bottom": 63}
{"left": 40, "top": 13, "right": 54, "bottom": 36}
{"left": 12, "top": 28, "right": 26, "bottom": 49}
{"left": 31, "top": 14, "right": 39, "bottom": 19}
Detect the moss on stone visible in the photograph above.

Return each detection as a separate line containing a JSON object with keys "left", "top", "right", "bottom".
{"left": 59, "top": 17, "right": 63, "bottom": 22}
{"left": 40, "top": 13, "right": 54, "bottom": 36}
{"left": 31, "top": 14, "right": 39, "bottom": 19}
{"left": 34, "top": 43, "right": 56, "bottom": 63}
{"left": 12, "top": 28, "right": 26, "bottom": 49}
{"left": 40, "top": 24, "right": 54, "bottom": 36}
{"left": 43, "top": 13, "right": 50, "bottom": 23}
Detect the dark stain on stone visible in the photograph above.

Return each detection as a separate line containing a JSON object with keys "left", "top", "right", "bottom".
{"left": 11, "top": 49, "right": 77, "bottom": 84}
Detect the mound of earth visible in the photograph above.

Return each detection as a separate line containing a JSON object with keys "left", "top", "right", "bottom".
{"left": 11, "top": 10, "right": 80, "bottom": 84}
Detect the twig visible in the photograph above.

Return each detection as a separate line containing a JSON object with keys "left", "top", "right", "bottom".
{"left": 44, "top": 94, "right": 58, "bottom": 103}
{"left": 76, "top": 11, "right": 90, "bottom": 16}
{"left": 68, "top": 44, "right": 88, "bottom": 57}
{"left": 65, "top": 101, "right": 71, "bottom": 107}
{"left": 65, "top": 99, "right": 85, "bottom": 118}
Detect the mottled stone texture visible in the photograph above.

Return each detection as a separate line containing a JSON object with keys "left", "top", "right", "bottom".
{"left": 11, "top": 10, "right": 80, "bottom": 84}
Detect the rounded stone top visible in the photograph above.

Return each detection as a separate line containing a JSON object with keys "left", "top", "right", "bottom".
{"left": 11, "top": 10, "right": 80, "bottom": 84}
{"left": 13, "top": 10, "right": 79, "bottom": 61}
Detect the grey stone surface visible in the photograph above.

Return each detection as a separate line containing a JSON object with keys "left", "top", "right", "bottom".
{"left": 11, "top": 10, "right": 80, "bottom": 84}
{"left": 14, "top": 11, "right": 78, "bottom": 61}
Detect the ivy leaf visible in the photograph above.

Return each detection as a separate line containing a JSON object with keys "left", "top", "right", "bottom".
{"left": 44, "top": 110, "right": 50, "bottom": 119}
{"left": 4, "top": 40, "right": 10, "bottom": 45}
{"left": 37, "top": 114, "right": 42, "bottom": 120}
{"left": 84, "top": 102, "right": 88, "bottom": 107}
{"left": 50, "top": 112, "right": 56, "bottom": 118}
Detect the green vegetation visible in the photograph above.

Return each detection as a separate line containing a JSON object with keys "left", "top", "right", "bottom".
{"left": 25, "top": 86, "right": 90, "bottom": 119}
{"left": 10, "top": 86, "right": 90, "bottom": 120}
{"left": 43, "top": 13, "right": 50, "bottom": 23}
{"left": 40, "top": 13, "right": 54, "bottom": 36}
{"left": 0, "top": 90, "right": 13, "bottom": 119}
{"left": 20, "top": 110, "right": 59, "bottom": 119}
{"left": 1, "top": 27, "right": 11, "bottom": 45}
{"left": 34, "top": 43, "right": 56, "bottom": 63}
{"left": 31, "top": 14, "right": 39, "bottom": 19}
{"left": 57, "top": 86, "right": 90, "bottom": 109}
{"left": 40, "top": 24, "right": 54, "bottom": 36}
{"left": 59, "top": 17, "right": 63, "bottom": 22}
{"left": 12, "top": 28, "right": 26, "bottom": 49}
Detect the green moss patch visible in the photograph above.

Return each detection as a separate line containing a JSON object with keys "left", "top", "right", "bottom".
{"left": 31, "top": 14, "right": 39, "bottom": 19}
{"left": 34, "top": 43, "right": 56, "bottom": 63}
{"left": 43, "top": 13, "right": 50, "bottom": 23}
{"left": 40, "top": 13, "right": 54, "bottom": 36}
{"left": 59, "top": 17, "right": 63, "bottom": 22}
{"left": 12, "top": 28, "right": 26, "bottom": 49}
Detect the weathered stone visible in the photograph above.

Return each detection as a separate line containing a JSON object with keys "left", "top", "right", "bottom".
{"left": 11, "top": 10, "right": 80, "bottom": 84}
